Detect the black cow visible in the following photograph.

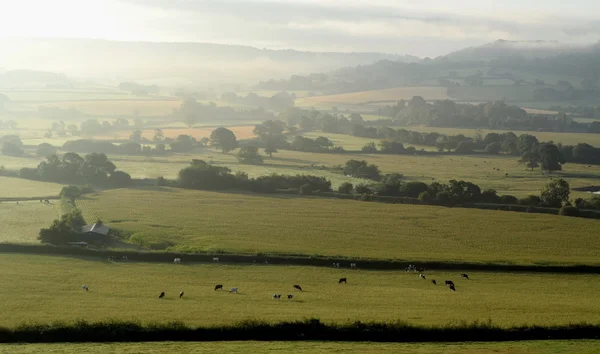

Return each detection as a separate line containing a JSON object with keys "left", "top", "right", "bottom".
{"left": 339, "top": 277, "right": 347, "bottom": 284}
{"left": 461, "top": 273, "right": 470, "bottom": 280}
{"left": 448, "top": 284, "right": 456, "bottom": 291}
{"left": 214, "top": 284, "right": 223, "bottom": 291}
{"left": 293, "top": 284, "right": 303, "bottom": 291}
{"left": 431, "top": 280, "right": 437, "bottom": 285}
{"left": 159, "top": 292, "right": 165, "bottom": 299}
{"left": 179, "top": 291, "right": 184, "bottom": 298}
{"left": 445, "top": 280, "right": 454, "bottom": 286}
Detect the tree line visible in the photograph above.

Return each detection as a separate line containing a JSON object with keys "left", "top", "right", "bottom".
{"left": 20, "top": 152, "right": 131, "bottom": 187}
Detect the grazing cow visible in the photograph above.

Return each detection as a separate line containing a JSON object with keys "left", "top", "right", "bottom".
{"left": 461, "top": 273, "right": 470, "bottom": 280}
{"left": 448, "top": 284, "right": 456, "bottom": 291}
{"left": 505, "top": 173, "right": 509, "bottom": 177}
{"left": 122, "top": 256, "right": 128, "bottom": 261}
{"left": 214, "top": 284, "right": 223, "bottom": 291}
{"left": 272, "top": 294, "right": 281, "bottom": 300}
{"left": 159, "top": 292, "right": 165, "bottom": 299}
{"left": 173, "top": 258, "right": 181, "bottom": 264}
{"left": 339, "top": 277, "right": 347, "bottom": 284}
{"left": 293, "top": 284, "right": 303, "bottom": 291}
{"left": 264, "top": 260, "right": 269, "bottom": 265}
{"left": 445, "top": 280, "right": 454, "bottom": 286}
{"left": 431, "top": 280, "right": 437, "bottom": 285}
{"left": 350, "top": 263, "right": 357, "bottom": 269}
{"left": 229, "top": 287, "right": 238, "bottom": 294}
{"left": 333, "top": 263, "right": 340, "bottom": 268}
{"left": 213, "top": 257, "right": 220, "bottom": 263}
{"left": 179, "top": 291, "right": 184, "bottom": 299}
{"left": 81, "top": 285, "right": 89, "bottom": 291}
{"left": 419, "top": 273, "right": 426, "bottom": 280}
{"left": 44, "top": 199, "right": 50, "bottom": 204}
{"left": 287, "top": 294, "right": 294, "bottom": 300}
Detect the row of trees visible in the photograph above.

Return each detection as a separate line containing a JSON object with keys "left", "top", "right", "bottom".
{"left": 20, "top": 152, "right": 131, "bottom": 187}
{"left": 221, "top": 91, "right": 295, "bottom": 112}
{"left": 176, "top": 159, "right": 332, "bottom": 194}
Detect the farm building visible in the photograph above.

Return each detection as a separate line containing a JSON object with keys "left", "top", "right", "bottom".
{"left": 81, "top": 222, "right": 110, "bottom": 236}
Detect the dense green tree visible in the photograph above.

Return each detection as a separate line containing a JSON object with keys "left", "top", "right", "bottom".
{"left": 484, "top": 142, "right": 502, "bottom": 154}
{"left": 210, "top": 127, "right": 238, "bottom": 153}
{"left": 337, "top": 182, "right": 354, "bottom": 194}
{"left": 519, "top": 151, "right": 540, "bottom": 170}
{"left": 540, "top": 178, "right": 570, "bottom": 208}
{"left": 516, "top": 134, "right": 539, "bottom": 155}
{"left": 343, "top": 160, "right": 381, "bottom": 181}
{"left": 237, "top": 146, "right": 264, "bottom": 165}
{"left": 36, "top": 143, "right": 58, "bottom": 157}
{"left": 538, "top": 143, "right": 565, "bottom": 172}
{"left": 361, "top": 142, "right": 378, "bottom": 153}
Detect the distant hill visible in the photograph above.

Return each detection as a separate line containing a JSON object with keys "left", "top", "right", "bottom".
{"left": 443, "top": 39, "right": 599, "bottom": 61}
{"left": 258, "top": 40, "right": 600, "bottom": 105}
{"left": 0, "top": 38, "right": 418, "bottom": 87}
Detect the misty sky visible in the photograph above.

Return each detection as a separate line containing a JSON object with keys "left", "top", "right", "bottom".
{"left": 1, "top": 0, "right": 599, "bottom": 56}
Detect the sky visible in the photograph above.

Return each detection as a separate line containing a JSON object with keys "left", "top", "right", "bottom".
{"left": 1, "top": 0, "right": 599, "bottom": 57}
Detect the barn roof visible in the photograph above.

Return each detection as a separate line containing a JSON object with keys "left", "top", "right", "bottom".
{"left": 81, "top": 222, "right": 110, "bottom": 236}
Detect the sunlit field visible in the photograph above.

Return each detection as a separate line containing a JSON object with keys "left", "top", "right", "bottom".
{"left": 104, "top": 148, "right": 600, "bottom": 199}
{"left": 49, "top": 99, "right": 182, "bottom": 116}
{"left": 0, "top": 201, "right": 59, "bottom": 244}
{"left": 1, "top": 254, "right": 600, "bottom": 328}
{"left": 3, "top": 340, "right": 600, "bottom": 354}
{"left": 77, "top": 188, "right": 600, "bottom": 265}
{"left": 0, "top": 177, "right": 63, "bottom": 198}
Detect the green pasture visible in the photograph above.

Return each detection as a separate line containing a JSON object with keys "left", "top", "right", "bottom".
{"left": 77, "top": 188, "right": 600, "bottom": 265}
{"left": 3, "top": 340, "right": 600, "bottom": 354}
{"left": 0, "top": 201, "right": 59, "bottom": 244}
{"left": 0, "top": 177, "right": 63, "bottom": 198}
{"left": 1, "top": 254, "right": 600, "bottom": 328}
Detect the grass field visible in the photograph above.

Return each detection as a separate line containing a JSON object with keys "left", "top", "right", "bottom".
{"left": 0, "top": 177, "right": 63, "bottom": 198}
{"left": 76, "top": 188, "right": 600, "bottom": 265}
{"left": 296, "top": 87, "right": 449, "bottom": 108}
{"left": 104, "top": 148, "right": 600, "bottom": 198}
{"left": 3, "top": 340, "right": 600, "bottom": 354}
{"left": 49, "top": 99, "right": 182, "bottom": 116}
{"left": 2, "top": 253, "right": 600, "bottom": 328}
{"left": 0, "top": 201, "right": 59, "bottom": 244}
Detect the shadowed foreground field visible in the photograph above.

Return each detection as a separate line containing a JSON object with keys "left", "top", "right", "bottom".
{"left": 2, "top": 254, "right": 599, "bottom": 327}
{"left": 77, "top": 188, "right": 600, "bottom": 265}
{"left": 2, "top": 340, "right": 600, "bottom": 354}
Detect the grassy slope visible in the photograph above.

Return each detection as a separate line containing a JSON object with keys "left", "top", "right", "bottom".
{"left": 77, "top": 188, "right": 600, "bottom": 265}
{"left": 3, "top": 341, "right": 600, "bottom": 354}
{"left": 0, "top": 201, "right": 59, "bottom": 244}
{"left": 2, "top": 254, "right": 600, "bottom": 327}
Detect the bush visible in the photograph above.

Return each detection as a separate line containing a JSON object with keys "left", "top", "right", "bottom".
{"left": 355, "top": 184, "right": 371, "bottom": 194}
{"left": 519, "top": 195, "right": 541, "bottom": 206}
{"left": 499, "top": 195, "right": 518, "bottom": 204}
{"left": 361, "top": 142, "right": 378, "bottom": 153}
{"left": 484, "top": 142, "right": 502, "bottom": 155}
{"left": 337, "top": 182, "right": 354, "bottom": 194}
{"left": 559, "top": 206, "right": 580, "bottom": 217}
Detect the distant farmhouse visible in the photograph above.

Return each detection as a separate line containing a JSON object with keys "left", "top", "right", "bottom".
{"left": 69, "top": 221, "right": 112, "bottom": 247}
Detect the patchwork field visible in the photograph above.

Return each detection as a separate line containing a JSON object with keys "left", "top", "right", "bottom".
{"left": 297, "top": 87, "right": 449, "bottom": 108}
{"left": 77, "top": 188, "right": 600, "bottom": 265}
{"left": 49, "top": 99, "right": 182, "bottom": 116}
{"left": 1, "top": 254, "right": 600, "bottom": 328}
{"left": 3, "top": 340, "right": 600, "bottom": 354}
{"left": 0, "top": 201, "right": 59, "bottom": 244}
{"left": 106, "top": 147, "right": 600, "bottom": 199}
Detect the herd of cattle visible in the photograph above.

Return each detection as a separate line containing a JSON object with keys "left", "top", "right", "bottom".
{"left": 88, "top": 259, "right": 472, "bottom": 299}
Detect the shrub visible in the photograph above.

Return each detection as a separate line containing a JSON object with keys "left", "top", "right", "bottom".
{"left": 337, "top": 182, "right": 354, "bottom": 194}
{"left": 559, "top": 206, "right": 580, "bottom": 217}
{"left": 519, "top": 195, "right": 541, "bottom": 206}
{"left": 361, "top": 142, "right": 377, "bottom": 153}
{"left": 355, "top": 184, "right": 371, "bottom": 194}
